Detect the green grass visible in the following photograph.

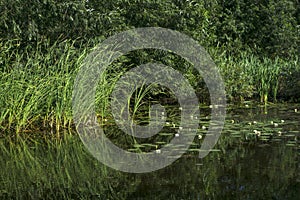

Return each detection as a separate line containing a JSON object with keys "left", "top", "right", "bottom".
{"left": 0, "top": 39, "right": 299, "bottom": 133}
{"left": 210, "top": 48, "right": 299, "bottom": 104}
{"left": 0, "top": 39, "right": 101, "bottom": 134}
{"left": 0, "top": 37, "right": 298, "bottom": 198}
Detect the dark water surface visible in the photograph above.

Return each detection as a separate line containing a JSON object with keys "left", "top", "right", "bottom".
{"left": 1, "top": 104, "right": 299, "bottom": 199}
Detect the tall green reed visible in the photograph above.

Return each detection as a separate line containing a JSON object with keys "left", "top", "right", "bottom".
{"left": 0, "top": 38, "right": 299, "bottom": 134}
{"left": 212, "top": 48, "right": 299, "bottom": 104}
{"left": 0, "top": 39, "right": 87, "bottom": 134}
{"left": 244, "top": 55, "right": 283, "bottom": 105}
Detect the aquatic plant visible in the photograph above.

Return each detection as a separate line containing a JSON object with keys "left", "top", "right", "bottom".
{"left": 0, "top": 38, "right": 299, "bottom": 133}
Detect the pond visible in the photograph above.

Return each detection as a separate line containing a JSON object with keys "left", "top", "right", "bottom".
{"left": 0, "top": 103, "right": 299, "bottom": 199}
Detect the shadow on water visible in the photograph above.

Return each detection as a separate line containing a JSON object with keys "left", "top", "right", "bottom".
{"left": 0, "top": 104, "right": 299, "bottom": 199}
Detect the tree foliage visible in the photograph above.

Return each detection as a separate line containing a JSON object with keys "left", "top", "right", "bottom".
{"left": 0, "top": 0, "right": 299, "bottom": 57}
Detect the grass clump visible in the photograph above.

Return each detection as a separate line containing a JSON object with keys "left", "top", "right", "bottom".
{"left": 211, "top": 49, "right": 299, "bottom": 104}
{"left": 0, "top": 38, "right": 299, "bottom": 133}
{"left": 0, "top": 39, "right": 86, "bottom": 133}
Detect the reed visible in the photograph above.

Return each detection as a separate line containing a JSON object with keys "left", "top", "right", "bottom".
{"left": 0, "top": 39, "right": 299, "bottom": 134}
{"left": 213, "top": 49, "right": 299, "bottom": 104}
{"left": 0, "top": 39, "right": 86, "bottom": 134}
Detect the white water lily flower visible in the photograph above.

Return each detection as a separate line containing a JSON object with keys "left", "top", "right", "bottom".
{"left": 253, "top": 130, "right": 261, "bottom": 136}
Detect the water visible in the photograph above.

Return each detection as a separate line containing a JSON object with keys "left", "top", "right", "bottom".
{"left": 1, "top": 104, "right": 299, "bottom": 199}
{"left": 126, "top": 103, "right": 300, "bottom": 199}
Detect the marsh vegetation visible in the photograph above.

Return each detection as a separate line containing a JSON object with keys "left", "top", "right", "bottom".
{"left": 0, "top": 0, "right": 299, "bottom": 199}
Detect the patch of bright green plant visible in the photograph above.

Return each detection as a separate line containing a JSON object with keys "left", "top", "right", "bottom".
{"left": 1, "top": 38, "right": 299, "bottom": 133}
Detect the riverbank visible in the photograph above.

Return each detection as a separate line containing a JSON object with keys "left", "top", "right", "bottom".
{"left": 1, "top": 39, "right": 299, "bottom": 133}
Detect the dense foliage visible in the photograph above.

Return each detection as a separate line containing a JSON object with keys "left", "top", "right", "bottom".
{"left": 0, "top": 0, "right": 299, "bottom": 131}
{"left": 0, "top": 2, "right": 299, "bottom": 198}
{"left": 1, "top": 0, "right": 299, "bottom": 57}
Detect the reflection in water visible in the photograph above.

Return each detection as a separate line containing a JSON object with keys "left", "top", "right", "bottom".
{"left": 129, "top": 142, "right": 298, "bottom": 199}
{"left": 0, "top": 104, "right": 299, "bottom": 199}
